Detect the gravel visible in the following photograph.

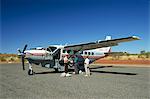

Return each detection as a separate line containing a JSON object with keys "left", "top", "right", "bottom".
{"left": 0, "top": 63, "right": 150, "bottom": 99}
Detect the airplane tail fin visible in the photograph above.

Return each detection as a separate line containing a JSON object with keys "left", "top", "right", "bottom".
{"left": 105, "top": 36, "right": 111, "bottom": 40}
{"left": 96, "top": 36, "right": 112, "bottom": 53}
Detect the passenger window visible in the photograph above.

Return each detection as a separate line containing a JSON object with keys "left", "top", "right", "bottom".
{"left": 88, "top": 52, "right": 91, "bottom": 55}
{"left": 63, "top": 50, "right": 66, "bottom": 53}
{"left": 92, "top": 52, "right": 94, "bottom": 55}
{"left": 85, "top": 52, "right": 87, "bottom": 55}
{"left": 67, "top": 50, "right": 71, "bottom": 53}
{"left": 80, "top": 51, "right": 83, "bottom": 54}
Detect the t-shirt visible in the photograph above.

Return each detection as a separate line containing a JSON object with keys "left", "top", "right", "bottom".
{"left": 84, "top": 58, "right": 90, "bottom": 65}
{"left": 64, "top": 56, "right": 69, "bottom": 63}
{"left": 74, "top": 56, "right": 78, "bottom": 63}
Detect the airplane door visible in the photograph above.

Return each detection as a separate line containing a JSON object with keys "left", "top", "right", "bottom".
{"left": 44, "top": 53, "right": 53, "bottom": 60}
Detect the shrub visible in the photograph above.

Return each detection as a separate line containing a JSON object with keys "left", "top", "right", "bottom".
{"left": 0, "top": 57, "right": 7, "bottom": 62}
{"left": 9, "top": 57, "right": 15, "bottom": 62}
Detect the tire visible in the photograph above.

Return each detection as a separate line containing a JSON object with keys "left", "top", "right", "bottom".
{"left": 54, "top": 68, "right": 59, "bottom": 72}
{"left": 28, "top": 69, "right": 34, "bottom": 75}
{"left": 41, "top": 63, "right": 45, "bottom": 67}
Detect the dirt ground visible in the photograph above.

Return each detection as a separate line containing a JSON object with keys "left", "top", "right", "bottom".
{"left": 95, "top": 59, "right": 150, "bottom": 66}
{"left": 1, "top": 63, "right": 150, "bottom": 99}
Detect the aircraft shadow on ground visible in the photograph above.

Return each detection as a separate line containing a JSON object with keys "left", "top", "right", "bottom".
{"left": 35, "top": 71, "right": 63, "bottom": 74}
{"left": 90, "top": 70, "right": 137, "bottom": 75}
{"left": 35, "top": 66, "right": 137, "bottom": 75}
{"left": 90, "top": 65, "right": 113, "bottom": 69}
{"left": 90, "top": 66, "right": 137, "bottom": 75}
{"left": 35, "top": 69, "right": 74, "bottom": 75}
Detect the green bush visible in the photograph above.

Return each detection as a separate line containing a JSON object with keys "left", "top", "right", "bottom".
{"left": 9, "top": 57, "right": 15, "bottom": 62}
{"left": 0, "top": 57, "right": 7, "bottom": 62}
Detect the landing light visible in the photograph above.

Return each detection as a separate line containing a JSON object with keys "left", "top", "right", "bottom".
{"left": 132, "top": 36, "right": 140, "bottom": 40}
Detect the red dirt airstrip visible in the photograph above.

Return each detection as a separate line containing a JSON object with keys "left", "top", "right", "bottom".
{"left": 95, "top": 59, "right": 150, "bottom": 67}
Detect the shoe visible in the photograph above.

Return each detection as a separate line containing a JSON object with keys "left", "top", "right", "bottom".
{"left": 84, "top": 75, "right": 88, "bottom": 77}
{"left": 73, "top": 72, "right": 79, "bottom": 74}
{"left": 60, "top": 72, "right": 66, "bottom": 77}
{"left": 66, "top": 73, "right": 72, "bottom": 77}
{"left": 79, "top": 70, "right": 83, "bottom": 74}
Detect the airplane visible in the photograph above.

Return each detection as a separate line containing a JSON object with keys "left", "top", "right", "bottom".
{"left": 17, "top": 36, "right": 140, "bottom": 75}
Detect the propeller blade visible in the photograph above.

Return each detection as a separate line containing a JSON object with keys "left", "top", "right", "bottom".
{"left": 17, "top": 44, "right": 27, "bottom": 70}
{"left": 23, "top": 44, "right": 27, "bottom": 52}
{"left": 17, "top": 48, "right": 22, "bottom": 53}
{"left": 21, "top": 56, "right": 25, "bottom": 70}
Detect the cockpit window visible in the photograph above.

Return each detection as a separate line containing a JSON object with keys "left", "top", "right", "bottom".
{"left": 30, "top": 48, "right": 36, "bottom": 50}
{"left": 36, "top": 47, "right": 44, "bottom": 50}
{"left": 47, "top": 46, "right": 57, "bottom": 52}
{"left": 30, "top": 47, "right": 45, "bottom": 50}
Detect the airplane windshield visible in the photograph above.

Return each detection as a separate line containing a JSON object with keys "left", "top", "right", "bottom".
{"left": 47, "top": 46, "right": 57, "bottom": 52}
{"left": 30, "top": 47, "right": 45, "bottom": 50}
{"left": 36, "top": 47, "right": 44, "bottom": 50}
{"left": 30, "top": 48, "right": 36, "bottom": 50}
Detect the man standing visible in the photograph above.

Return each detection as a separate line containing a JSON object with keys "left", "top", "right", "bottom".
{"left": 60, "top": 55, "right": 71, "bottom": 77}
{"left": 73, "top": 55, "right": 79, "bottom": 74}
{"left": 84, "top": 56, "right": 91, "bottom": 76}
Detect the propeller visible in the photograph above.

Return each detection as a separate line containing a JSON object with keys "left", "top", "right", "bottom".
{"left": 17, "top": 44, "right": 27, "bottom": 70}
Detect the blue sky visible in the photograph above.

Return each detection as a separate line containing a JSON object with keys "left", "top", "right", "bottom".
{"left": 1, "top": 0, "right": 150, "bottom": 54}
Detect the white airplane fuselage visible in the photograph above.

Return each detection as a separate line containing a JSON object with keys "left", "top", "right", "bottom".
{"left": 17, "top": 36, "right": 140, "bottom": 74}
{"left": 24, "top": 46, "right": 110, "bottom": 63}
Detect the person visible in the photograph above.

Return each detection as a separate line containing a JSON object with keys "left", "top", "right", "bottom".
{"left": 60, "top": 55, "right": 71, "bottom": 77}
{"left": 64, "top": 55, "right": 69, "bottom": 73}
{"left": 73, "top": 55, "right": 79, "bottom": 74}
{"left": 84, "top": 56, "right": 91, "bottom": 76}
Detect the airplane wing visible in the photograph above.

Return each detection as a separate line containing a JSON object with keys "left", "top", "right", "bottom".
{"left": 64, "top": 36, "right": 140, "bottom": 51}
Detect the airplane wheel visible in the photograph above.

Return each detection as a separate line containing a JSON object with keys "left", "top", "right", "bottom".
{"left": 28, "top": 69, "right": 34, "bottom": 75}
{"left": 54, "top": 68, "right": 59, "bottom": 72}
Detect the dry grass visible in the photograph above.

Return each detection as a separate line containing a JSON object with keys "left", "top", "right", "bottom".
{"left": 104, "top": 55, "right": 150, "bottom": 60}
{"left": 95, "top": 54, "right": 150, "bottom": 65}
{"left": 1, "top": 54, "right": 150, "bottom": 64}
{"left": 0, "top": 54, "right": 20, "bottom": 63}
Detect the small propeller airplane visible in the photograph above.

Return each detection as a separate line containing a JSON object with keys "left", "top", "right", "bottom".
{"left": 17, "top": 36, "right": 140, "bottom": 75}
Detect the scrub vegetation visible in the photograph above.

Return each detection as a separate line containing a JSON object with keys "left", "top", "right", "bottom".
{"left": 0, "top": 51, "right": 150, "bottom": 64}
{"left": 105, "top": 51, "right": 150, "bottom": 60}
{"left": 0, "top": 54, "right": 20, "bottom": 63}
{"left": 95, "top": 51, "right": 150, "bottom": 65}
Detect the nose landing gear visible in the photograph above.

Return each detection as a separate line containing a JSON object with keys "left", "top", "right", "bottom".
{"left": 28, "top": 63, "right": 34, "bottom": 75}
